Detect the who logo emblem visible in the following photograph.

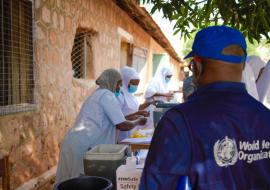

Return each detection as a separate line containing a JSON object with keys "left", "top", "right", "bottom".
{"left": 214, "top": 136, "right": 238, "bottom": 167}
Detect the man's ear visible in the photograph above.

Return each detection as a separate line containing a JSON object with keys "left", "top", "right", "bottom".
{"left": 193, "top": 56, "right": 203, "bottom": 74}
{"left": 193, "top": 56, "right": 202, "bottom": 63}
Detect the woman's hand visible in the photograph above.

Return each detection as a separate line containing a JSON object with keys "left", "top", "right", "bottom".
{"left": 154, "top": 92, "right": 174, "bottom": 98}
{"left": 116, "top": 117, "right": 147, "bottom": 131}
{"left": 151, "top": 100, "right": 161, "bottom": 106}
{"left": 137, "top": 116, "right": 148, "bottom": 125}
{"left": 164, "top": 92, "right": 174, "bottom": 98}
{"left": 136, "top": 110, "right": 150, "bottom": 117}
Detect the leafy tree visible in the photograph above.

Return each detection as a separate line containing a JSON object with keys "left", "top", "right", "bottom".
{"left": 141, "top": 0, "right": 270, "bottom": 43}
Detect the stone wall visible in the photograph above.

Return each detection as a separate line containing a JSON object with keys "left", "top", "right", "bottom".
{"left": 0, "top": 0, "right": 181, "bottom": 189}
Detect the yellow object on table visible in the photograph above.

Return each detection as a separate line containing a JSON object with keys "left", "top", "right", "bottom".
{"left": 130, "top": 131, "right": 147, "bottom": 138}
{"left": 120, "top": 128, "right": 154, "bottom": 151}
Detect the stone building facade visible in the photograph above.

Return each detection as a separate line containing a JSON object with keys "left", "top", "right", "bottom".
{"left": 0, "top": 0, "right": 182, "bottom": 189}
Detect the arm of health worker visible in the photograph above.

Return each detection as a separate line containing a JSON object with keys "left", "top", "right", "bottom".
{"left": 153, "top": 92, "right": 174, "bottom": 98}
{"left": 125, "top": 110, "right": 150, "bottom": 121}
{"left": 139, "top": 109, "right": 192, "bottom": 190}
{"left": 101, "top": 91, "right": 147, "bottom": 131}
{"left": 116, "top": 116, "right": 147, "bottom": 131}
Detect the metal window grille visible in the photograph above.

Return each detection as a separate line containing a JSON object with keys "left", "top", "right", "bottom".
{"left": 71, "top": 30, "right": 94, "bottom": 79}
{"left": 0, "top": 0, "right": 35, "bottom": 116}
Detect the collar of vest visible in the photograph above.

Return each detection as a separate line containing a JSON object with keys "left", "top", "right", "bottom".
{"left": 196, "top": 82, "right": 246, "bottom": 95}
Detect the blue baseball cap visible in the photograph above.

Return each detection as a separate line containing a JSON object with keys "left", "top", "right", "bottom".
{"left": 184, "top": 26, "right": 247, "bottom": 64}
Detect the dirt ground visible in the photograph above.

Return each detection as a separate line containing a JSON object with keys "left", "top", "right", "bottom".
{"left": 36, "top": 178, "right": 55, "bottom": 190}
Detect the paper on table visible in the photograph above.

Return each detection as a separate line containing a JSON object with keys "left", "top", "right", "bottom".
{"left": 121, "top": 137, "right": 152, "bottom": 144}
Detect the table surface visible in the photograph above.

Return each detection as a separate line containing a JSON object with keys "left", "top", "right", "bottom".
{"left": 119, "top": 136, "right": 152, "bottom": 151}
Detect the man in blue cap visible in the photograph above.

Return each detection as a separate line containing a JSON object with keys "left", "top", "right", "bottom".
{"left": 139, "top": 25, "right": 270, "bottom": 190}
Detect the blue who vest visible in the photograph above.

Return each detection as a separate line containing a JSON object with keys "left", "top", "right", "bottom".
{"left": 173, "top": 82, "right": 270, "bottom": 190}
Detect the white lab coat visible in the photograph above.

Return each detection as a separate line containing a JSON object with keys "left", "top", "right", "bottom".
{"left": 246, "top": 55, "right": 265, "bottom": 80}
{"left": 117, "top": 67, "right": 140, "bottom": 115}
{"left": 143, "top": 67, "right": 172, "bottom": 129}
{"left": 116, "top": 67, "right": 140, "bottom": 141}
{"left": 117, "top": 92, "right": 139, "bottom": 115}
{"left": 117, "top": 92, "right": 139, "bottom": 141}
{"left": 56, "top": 88, "right": 125, "bottom": 184}
{"left": 257, "top": 61, "right": 270, "bottom": 109}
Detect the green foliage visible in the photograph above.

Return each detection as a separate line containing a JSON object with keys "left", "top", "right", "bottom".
{"left": 246, "top": 40, "right": 260, "bottom": 55}
{"left": 141, "top": 0, "right": 270, "bottom": 43}
{"left": 181, "top": 31, "right": 196, "bottom": 56}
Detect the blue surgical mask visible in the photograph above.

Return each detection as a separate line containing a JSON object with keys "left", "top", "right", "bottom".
{"left": 115, "top": 91, "right": 120, "bottom": 97}
{"left": 128, "top": 85, "right": 138, "bottom": 93}
{"left": 165, "top": 77, "right": 171, "bottom": 83}
{"left": 115, "top": 87, "right": 122, "bottom": 97}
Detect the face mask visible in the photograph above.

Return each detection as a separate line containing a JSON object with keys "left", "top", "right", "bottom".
{"left": 165, "top": 77, "right": 171, "bottom": 83}
{"left": 115, "top": 87, "right": 122, "bottom": 97}
{"left": 128, "top": 85, "right": 138, "bottom": 93}
{"left": 115, "top": 91, "right": 120, "bottom": 97}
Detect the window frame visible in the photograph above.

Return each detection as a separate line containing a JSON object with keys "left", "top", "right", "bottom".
{"left": 71, "top": 29, "right": 95, "bottom": 80}
{"left": 0, "top": 0, "right": 37, "bottom": 116}
{"left": 132, "top": 45, "right": 148, "bottom": 73}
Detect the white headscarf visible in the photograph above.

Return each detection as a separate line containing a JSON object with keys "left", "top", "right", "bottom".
{"left": 120, "top": 66, "right": 140, "bottom": 111}
{"left": 156, "top": 67, "right": 173, "bottom": 92}
{"left": 242, "top": 63, "right": 259, "bottom": 100}
{"left": 145, "top": 67, "right": 172, "bottom": 99}
{"left": 246, "top": 55, "right": 265, "bottom": 80}
{"left": 257, "top": 60, "right": 270, "bottom": 109}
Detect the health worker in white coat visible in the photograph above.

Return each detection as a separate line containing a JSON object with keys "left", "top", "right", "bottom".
{"left": 55, "top": 69, "right": 147, "bottom": 184}
{"left": 144, "top": 67, "right": 174, "bottom": 102}
{"left": 116, "top": 66, "right": 155, "bottom": 141}
{"left": 143, "top": 67, "right": 174, "bottom": 129}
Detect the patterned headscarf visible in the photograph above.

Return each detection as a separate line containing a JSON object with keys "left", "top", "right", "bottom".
{"left": 96, "top": 68, "right": 121, "bottom": 92}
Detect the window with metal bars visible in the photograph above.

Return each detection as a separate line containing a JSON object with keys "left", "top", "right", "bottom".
{"left": 0, "top": 0, "right": 35, "bottom": 116}
{"left": 71, "top": 29, "right": 95, "bottom": 79}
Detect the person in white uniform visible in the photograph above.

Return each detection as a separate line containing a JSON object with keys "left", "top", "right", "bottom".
{"left": 257, "top": 60, "right": 270, "bottom": 109}
{"left": 143, "top": 67, "right": 174, "bottom": 129}
{"left": 55, "top": 69, "right": 147, "bottom": 184}
{"left": 242, "top": 62, "right": 259, "bottom": 100}
{"left": 116, "top": 66, "right": 155, "bottom": 141}
{"left": 246, "top": 55, "right": 265, "bottom": 82}
{"left": 144, "top": 67, "right": 174, "bottom": 102}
